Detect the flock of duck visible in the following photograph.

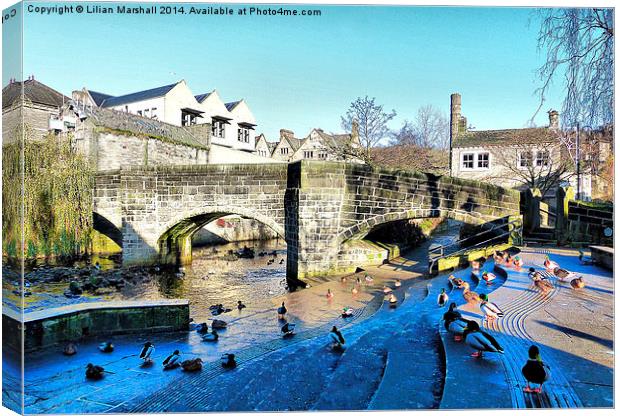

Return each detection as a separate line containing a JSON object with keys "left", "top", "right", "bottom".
{"left": 442, "top": 249, "right": 589, "bottom": 394}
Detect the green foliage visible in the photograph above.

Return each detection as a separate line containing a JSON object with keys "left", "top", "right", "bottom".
{"left": 2, "top": 128, "right": 94, "bottom": 259}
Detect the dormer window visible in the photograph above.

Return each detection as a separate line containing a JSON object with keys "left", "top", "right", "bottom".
{"left": 238, "top": 127, "right": 250, "bottom": 143}
{"left": 181, "top": 108, "right": 203, "bottom": 126}
{"left": 211, "top": 116, "right": 232, "bottom": 138}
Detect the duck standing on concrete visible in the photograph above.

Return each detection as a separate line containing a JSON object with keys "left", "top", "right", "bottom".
{"left": 364, "top": 273, "right": 374, "bottom": 283}
{"left": 543, "top": 256, "right": 559, "bottom": 271}
{"left": 383, "top": 285, "right": 392, "bottom": 294}
{"left": 139, "top": 342, "right": 155, "bottom": 363}
{"left": 85, "top": 363, "right": 106, "bottom": 380}
{"left": 512, "top": 255, "right": 524, "bottom": 269}
{"left": 329, "top": 326, "right": 346, "bottom": 351}
{"left": 221, "top": 353, "right": 237, "bottom": 368}
{"left": 443, "top": 303, "right": 471, "bottom": 341}
{"left": 163, "top": 350, "right": 181, "bottom": 369}
{"left": 463, "top": 321, "right": 504, "bottom": 358}
{"left": 394, "top": 279, "right": 402, "bottom": 288}
{"left": 459, "top": 281, "right": 480, "bottom": 305}
{"left": 202, "top": 329, "right": 219, "bottom": 342}
{"left": 448, "top": 275, "right": 464, "bottom": 288}
{"left": 479, "top": 293, "right": 504, "bottom": 322}
{"left": 237, "top": 301, "right": 246, "bottom": 310}
{"left": 437, "top": 288, "right": 449, "bottom": 307}
{"left": 196, "top": 322, "right": 209, "bottom": 334}
{"left": 493, "top": 251, "right": 504, "bottom": 264}
{"left": 522, "top": 345, "right": 550, "bottom": 393}
{"left": 277, "top": 302, "right": 287, "bottom": 319}
{"left": 554, "top": 267, "right": 577, "bottom": 282}
{"left": 388, "top": 293, "right": 398, "bottom": 307}
{"left": 98, "top": 342, "right": 114, "bottom": 353}
{"left": 481, "top": 271, "right": 496, "bottom": 285}
{"left": 342, "top": 307, "right": 354, "bottom": 318}
{"left": 281, "top": 322, "right": 296, "bottom": 337}
{"left": 531, "top": 272, "right": 554, "bottom": 294}
{"left": 570, "top": 276, "right": 586, "bottom": 289}
{"left": 181, "top": 358, "right": 203, "bottom": 372}
{"left": 351, "top": 286, "right": 359, "bottom": 295}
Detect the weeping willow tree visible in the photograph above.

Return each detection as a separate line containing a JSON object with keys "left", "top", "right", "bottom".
{"left": 2, "top": 126, "right": 94, "bottom": 260}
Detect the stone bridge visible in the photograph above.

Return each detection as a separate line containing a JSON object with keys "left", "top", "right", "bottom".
{"left": 94, "top": 161, "right": 520, "bottom": 284}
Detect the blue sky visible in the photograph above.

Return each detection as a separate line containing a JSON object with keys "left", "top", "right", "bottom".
{"left": 6, "top": 2, "right": 565, "bottom": 140}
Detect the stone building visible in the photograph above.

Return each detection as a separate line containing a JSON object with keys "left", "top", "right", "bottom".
{"left": 72, "top": 80, "right": 258, "bottom": 153}
{"left": 2, "top": 77, "right": 70, "bottom": 142}
{"left": 448, "top": 93, "right": 611, "bottom": 200}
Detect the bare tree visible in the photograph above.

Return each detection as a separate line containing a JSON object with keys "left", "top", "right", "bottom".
{"left": 392, "top": 105, "right": 449, "bottom": 149}
{"left": 532, "top": 8, "right": 614, "bottom": 128}
{"left": 341, "top": 96, "right": 396, "bottom": 160}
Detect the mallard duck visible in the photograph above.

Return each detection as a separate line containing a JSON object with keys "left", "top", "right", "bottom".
{"left": 237, "top": 301, "right": 246, "bottom": 310}
{"left": 326, "top": 289, "right": 334, "bottom": 299}
{"left": 85, "top": 363, "right": 106, "bottom": 380}
{"left": 513, "top": 255, "right": 524, "bottom": 268}
{"left": 578, "top": 250, "right": 595, "bottom": 265}
{"left": 449, "top": 275, "right": 464, "bottom": 288}
{"left": 139, "top": 342, "right": 155, "bottom": 363}
{"left": 459, "top": 282, "right": 480, "bottom": 304}
{"left": 554, "top": 267, "right": 577, "bottom": 281}
{"left": 163, "top": 350, "right": 181, "bottom": 369}
{"left": 351, "top": 286, "right": 359, "bottom": 295}
{"left": 437, "top": 288, "right": 449, "bottom": 307}
{"left": 98, "top": 342, "right": 114, "bottom": 353}
{"left": 443, "top": 303, "right": 470, "bottom": 342}
{"left": 341, "top": 276, "right": 347, "bottom": 283}
{"left": 570, "top": 276, "right": 586, "bottom": 289}
{"left": 531, "top": 273, "right": 553, "bottom": 293}
{"left": 211, "top": 319, "right": 227, "bottom": 329}
{"left": 543, "top": 256, "right": 559, "bottom": 271}
{"left": 63, "top": 342, "right": 78, "bottom": 356}
{"left": 463, "top": 321, "right": 504, "bottom": 358}
{"left": 383, "top": 286, "right": 392, "bottom": 294}
{"left": 277, "top": 302, "right": 287, "bottom": 319}
{"left": 493, "top": 251, "right": 504, "bottom": 264}
{"left": 481, "top": 271, "right": 496, "bottom": 285}
{"left": 388, "top": 293, "right": 398, "bottom": 307}
{"left": 522, "top": 345, "right": 550, "bottom": 393}
{"left": 196, "top": 322, "right": 209, "bottom": 334}
{"left": 329, "top": 326, "right": 346, "bottom": 351}
{"left": 202, "top": 329, "right": 219, "bottom": 342}
{"left": 479, "top": 294, "right": 504, "bottom": 321}
{"left": 364, "top": 274, "right": 374, "bottom": 283}
{"left": 471, "top": 259, "right": 481, "bottom": 270}
{"left": 281, "top": 322, "right": 296, "bottom": 337}
{"left": 181, "top": 358, "right": 203, "bottom": 372}
{"left": 342, "top": 307, "right": 354, "bottom": 318}
{"left": 394, "top": 279, "right": 402, "bottom": 288}
{"left": 221, "top": 353, "right": 237, "bottom": 368}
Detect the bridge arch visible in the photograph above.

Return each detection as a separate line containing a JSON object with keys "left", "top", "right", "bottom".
{"left": 156, "top": 206, "right": 286, "bottom": 265}
{"left": 93, "top": 212, "right": 123, "bottom": 248}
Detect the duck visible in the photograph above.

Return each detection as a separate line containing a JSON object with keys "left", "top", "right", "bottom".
{"left": 522, "top": 345, "right": 551, "bottom": 393}
{"left": 341, "top": 276, "right": 347, "bottom": 283}
{"left": 98, "top": 342, "right": 114, "bottom": 353}
{"left": 267, "top": 259, "right": 275, "bottom": 265}
{"left": 463, "top": 321, "right": 504, "bottom": 358}
{"left": 570, "top": 276, "right": 586, "bottom": 289}
{"left": 329, "top": 326, "right": 346, "bottom": 351}
{"left": 481, "top": 271, "right": 496, "bottom": 285}
{"left": 531, "top": 272, "right": 554, "bottom": 293}
{"left": 163, "top": 350, "right": 181, "bottom": 369}
{"left": 437, "top": 288, "right": 449, "bottom": 307}
{"left": 553, "top": 267, "right": 577, "bottom": 281}
{"left": 342, "top": 307, "right": 354, "bottom": 318}
{"left": 202, "top": 329, "right": 219, "bottom": 342}
{"left": 85, "top": 363, "right": 106, "bottom": 380}
{"left": 277, "top": 302, "right": 287, "bottom": 319}
{"left": 364, "top": 274, "right": 374, "bottom": 283}
{"left": 279, "top": 259, "right": 285, "bottom": 265}
{"left": 221, "top": 353, "right": 237, "bottom": 369}
{"left": 388, "top": 293, "right": 398, "bottom": 307}
{"left": 578, "top": 250, "right": 595, "bottom": 265}
{"left": 181, "top": 358, "right": 203, "bottom": 372}
{"left": 139, "top": 342, "right": 155, "bottom": 363}
{"left": 356, "top": 277, "right": 362, "bottom": 285}
{"left": 512, "top": 255, "right": 524, "bottom": 268}
{"left": 528, "top": 267, "right": 545, "bottom": 281}
{"left": 442, "top": 303, "right": 470, "bottom": 342}
{"left": 479, "top": 294, "right": 504, "bottom": 321}
{"left": 448, "top": 275, "right": 464, "bottom": 288}
{"left": 326, "top": 289, "right": 334, "bottom": 299}
{"left": 351, "top": 286, "right": 359, "bottom": 295}
{"left": 237, "top": 301, "right": 246, "bottom": 310}
{"left": 459, "top": 281, "right": 480, "bottom": 304}
{"left": 63, "top": 342, "right": 78, "bottom": 356}
{"left": 383, "top": 286, "right": 392, "bottom": 294}
{"left": 543, "top": 256, "right": 559, "bottom": 271}
{"left": 471, "top": 259, "right": 481, "bottom": 270}
{"left": 196, "top": 322, "right": 209, "bottom": 334}
{"left": 281, "top": 322, "right": 296, "bottom": 337}
{"left": 394, "top": 280, "right": 402, "bottom": 288}
{"left": 493, "top": 251, "right": 504, "bottom": 264}
{"left": 211, "top": 319, "right": 227, "bottom": 329}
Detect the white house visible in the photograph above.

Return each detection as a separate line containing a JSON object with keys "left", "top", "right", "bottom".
{"left": 72, "top": 80, "right": 259, "bottom": 153}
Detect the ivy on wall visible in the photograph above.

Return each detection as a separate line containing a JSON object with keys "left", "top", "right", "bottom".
{"left": 2, "top": 126, "right": 94, "bottom": 260}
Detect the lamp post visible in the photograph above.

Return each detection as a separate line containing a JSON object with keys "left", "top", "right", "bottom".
{"left": 576, "top": 123, "right": 581, "bottom": 200}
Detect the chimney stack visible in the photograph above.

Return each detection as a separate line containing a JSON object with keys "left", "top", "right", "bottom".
{"left": 351, "top": 119, "right": 359, "bottom": 143}
{"left": 450, "top": 93, "right": 461, "bottom": 143}
{"left": 548, "top": 109, "right": 559, "bottom": 129}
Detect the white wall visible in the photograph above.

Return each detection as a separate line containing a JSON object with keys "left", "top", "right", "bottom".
{"left": 108, "top": 97, "right": 165, "bottom": 122}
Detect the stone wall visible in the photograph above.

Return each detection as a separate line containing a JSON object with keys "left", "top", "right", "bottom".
{"left": 3, "top": 300, "right": 189, "bottom": 351}
{"left": 193, "top": 215, "right": 279, "bottom": 246}
{"left": 2, "top": 103, "right": 56, "bottom": 143}
{"left": 567, "top": 201, "right": 613, "bottom": 244}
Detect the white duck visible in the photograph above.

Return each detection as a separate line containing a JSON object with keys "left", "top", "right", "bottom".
{"left": 543, "top": 256, "right": 560, "bottom": 271}
{"left": 481, "top": 271, "right": 496, "bottom": 285}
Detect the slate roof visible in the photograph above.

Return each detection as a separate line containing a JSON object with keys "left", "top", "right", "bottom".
{"left": 452, "top": 127, "right": 558, "bottom": 148}
{"left": 315, "top": 129, "right": 355, "bottom": 147}
{"left": 225, "top": 101, "right": 241, "bottom": 111}
{"left": 195, "top": 92, "right": 213, "bottom": 103}
{"left": 88, "top": 90, "right": 113, "bottom": 106}
{"left": 285, "top": 135, "right": 303, "bottom": 151}
{"left": 73, "top": 104, "right": 209, "bottom": 150}
{"left": 100, "top": 82, "right": 179, "bottom": 108}
{"left": 267, "top": 142, "right": 277, "bottom": 153}
{"left": 2, "top": 79, "right": 70, "bottom": 109}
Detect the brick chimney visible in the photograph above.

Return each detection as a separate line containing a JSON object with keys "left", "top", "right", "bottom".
{"left": 450, "top": 93, "right": 461, "bottom": 143}
{"left": 351, "top": 119, "right": 359, "bottom": 143}
{"left": 548, "top": 109, "right": 559, "bottom": 129}
{"left": 280, "top": 129, "right": 294, "bottom": 140}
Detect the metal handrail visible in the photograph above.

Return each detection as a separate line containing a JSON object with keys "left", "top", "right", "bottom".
{"left": 428, "top": 218, "right": 520, "bottom": 254}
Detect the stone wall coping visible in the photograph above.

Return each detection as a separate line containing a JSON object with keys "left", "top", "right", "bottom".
{"left": 590, "top": 245, "right": 614, "bottom": 254}
{"left": 115, "top": 163, "right": 288, "bottom": 173}
{"left": 3, "top": 299, "right": 189, "bottom": 323}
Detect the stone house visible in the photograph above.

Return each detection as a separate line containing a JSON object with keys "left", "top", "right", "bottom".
{"left": 72, "top": 80, "right": 257, "bottom": 153}
{"left": 2, "top": 76, "right": 70, "bottom": 142}
{"left": 448, "top": 93, "right": 611, "bottom": 201}
{"left": 255, "top": 133, "right": 276, "bottom": 158}
{"left": 271, "top": 129, "right": 303, "bottom": 161}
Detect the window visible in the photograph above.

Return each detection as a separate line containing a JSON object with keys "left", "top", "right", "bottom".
{"left": 477, "top": 152, "right": 489, "bottom": 169}
{"left": 238, "top": 127, "right": 250, "bottom": 143}
{"left": 303, "top": 150, "right": 314, "bottom": 159}
{"left": 280, "top": 147, "right": 289, "bottom": 155}
{"left": 461, "top": 153, "right": 474, "bottom": 169}
{"left": 212, "top": 120, "right": 225, "bottom": 138}
{"left": 182, "top": 110, "right": 197, "bottom": 126}
{"left": 519, "top": 151, "right": 533, "bottom": 168}
{"left": 137, "top": 110, "right": 142, "bottom": 116}
{"left": 536, "top": 150, "right": 550, "bottom": 167}
{"left": 144, "top": 109, "right": 150, "bottom": 117}
{"left": 318, "top": 152, "right": 328, "bottom": 159}
{"left": 151, "top": 108, "right": 157, "bottom": 119}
